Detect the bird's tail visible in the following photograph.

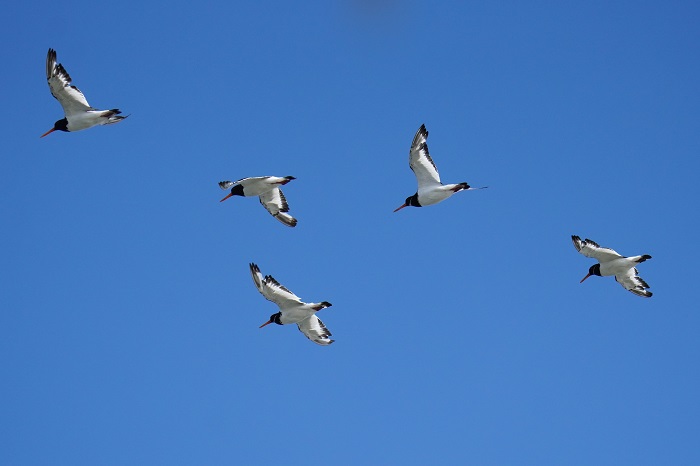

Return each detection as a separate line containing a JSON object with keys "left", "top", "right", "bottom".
{"left": 313, "top": 301, "right": 332, "bottom": 311}
{"left": 454, "top": 182, "right": 488, "bottom": 192}
{"left": 103, "top": 109, "right": 129, "bottom": 125}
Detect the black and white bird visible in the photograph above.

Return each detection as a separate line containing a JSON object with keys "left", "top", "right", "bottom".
{"left": 572, "top": 235, "right": 652, "bottom": 298}
{"left": 394, "top": 124, "right": 486, "bottom": 212}
{"left": 41, "top": 48, "right": 127, "bottom": 137}
{"left": 250, "top": 263, "right": 334, "bottom": 346}
{"left": 219, "top": 176, "right": 297, "bottom": 227}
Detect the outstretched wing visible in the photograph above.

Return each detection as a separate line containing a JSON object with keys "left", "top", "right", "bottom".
{"left": 46, "top": 48, "right": 92, "bottom": 116}
{"left": 409, "top": 124, "right": 441, "bottom": 188}
{"left": 219, "top": 177, "right": 256, "bottom": 191}
{"left": 218, "top": 180, "right": 236, "bottom": 190}
{"left": 571, "top": 235, "right": 622, "bottom": 263}
{"left": 259, "top": 188, "right": 297, "bottom": 227}
{"left": 297, "top": 315, "right": 334, "bottom": 346}
{"left": 615, "top": 268, "right": 652, "bottom": 298}
{"left": 249, "top": 263, "right": 303, "bottom": 308}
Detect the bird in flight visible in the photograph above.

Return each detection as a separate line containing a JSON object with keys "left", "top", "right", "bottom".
{"left": 250, "top": 263, "right": 334, "bottom": 345}
{"left": 394, "top": 124, "right": 486, "bottom": 212}
{"left": 219, "top": 176, "right": 297, "bottom": 227}
{"left": 41, "top": 48, "right": 127, "bottom": 137}
{"left": 572, "top": 235, "right": 653, "bottom": 298}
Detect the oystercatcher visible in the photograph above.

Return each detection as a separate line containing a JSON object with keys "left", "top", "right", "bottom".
{"left": 41, "top": 48, "right": 127, "bottom": 137}
{"left": 394, "top": 124, "right": 486, "bottom": 212}
{"left": 572, "top": 235, "right": 653, "bottom": 298}
{"left": 219, "top": 176, "right": 297, "bottom": 227}
{"left": 250, "top": 263, "right": 334, "bottom": 345}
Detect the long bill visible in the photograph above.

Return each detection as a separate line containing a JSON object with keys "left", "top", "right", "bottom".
{"left": 393, "top": 203, "right": 408, "bottom": 213}
{"left": 259, "top": 320, "right": 273, "bottom": 328}
{"left": 220, "top": 192, "right": 234, "bottom": 202}
{"left": 580, "top": 273, "right": 592, "bottom": 283}
{"left": 40, "top": 128, "right": 56, "bottom": 138}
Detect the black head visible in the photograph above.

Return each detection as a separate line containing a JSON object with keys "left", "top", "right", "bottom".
{"left": 40, "top": 118, "right": 68, "bottom": 138}
{"left": 393, "top": 193, "right": 421, "bottom": 212}
{"left": 580, "top": 263, "right": 601, "bottom": 283}
{"left": 53, "top": 118, "right": 69, "bottom": 132}
{"left": 229, "top": 184, "right": 245, "bottom": 197}
{"left": 220, "top": 183, "right": 245, "bottom": 202}
{"left": 259, "top": 312, "right": 283, "bottom": 328}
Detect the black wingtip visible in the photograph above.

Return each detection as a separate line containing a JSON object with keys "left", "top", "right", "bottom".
{"left": 320, "top": 301, "right": 332, "bottom": 308}
{"left": 571, "top": 235, "right": 583, "bottom": 251}
{"left": 641, "top": 254, "right": 652, "bottom": 261}
{"left": 412, "top": 124, "right": 429, "bottom": 147}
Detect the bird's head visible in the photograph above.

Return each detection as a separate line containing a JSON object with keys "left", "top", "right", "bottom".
{"left": 219, "top": 184, "right": 245, "bottom": 202}
{"left": 259, "top": 312, "right": 282, "bottom": 328}
{"left": 40, "top": 118, "right": 68, "bottom": 138}
{"left": 393, "top": 193, "right": 420, "bottom": 212}
{"left": 580, "top": 263, "right": 602, "bottom": 283}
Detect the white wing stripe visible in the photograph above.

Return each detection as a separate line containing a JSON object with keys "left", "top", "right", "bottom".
{"left": 409, "top": 124, "right": 441, "bottom": 188}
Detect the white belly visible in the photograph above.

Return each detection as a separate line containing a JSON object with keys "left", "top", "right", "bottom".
{"left": 600, "top": 258, "right": 635, "bottom": 277}
{"left": 417, "top": 186, "right": 455, "bottom": 206}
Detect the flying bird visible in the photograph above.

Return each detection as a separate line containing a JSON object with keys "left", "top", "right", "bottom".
{"left": 394, "top": 124, "right": 486, "bottom": 212}
{"left": 572, "top": 235, "right": 652, "bottom": 298}
{"left": 250, "top": 263, "right": 334, "bottom": 346}
{"left": 219, "top": 176, "right": 297, "bottom": 227}
{"left": 41, "top": 48, "right": 127, "bottom": 137}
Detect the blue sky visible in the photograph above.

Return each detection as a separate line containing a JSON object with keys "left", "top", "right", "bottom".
{"left": 2, "top": 1, "right": 699, "bottom": 464}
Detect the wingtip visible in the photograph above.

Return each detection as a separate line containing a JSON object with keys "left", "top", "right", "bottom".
{"left": 46, "top": 48, "right": 57, "bottom": 79}
{"left": 411, "top": 124, "right": 429, "bottom": 147}
{"left": 274, "top": 212, "right": 297, "bottom": 227}
{"left": 633, "top": 289, "right": 653, "bottom": 298}
{"left": 571, "top": 235, "right": 583, "bottom": 251}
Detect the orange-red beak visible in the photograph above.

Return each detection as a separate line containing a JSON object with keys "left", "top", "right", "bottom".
{"left": 220, "top": 192, "right": 234, "bottom": 202}
{"left": 580, "top": 273, "right": 592, "bottom": 283}
{"left": 393, "top": 203, "right": 408, "bottom": 213}
{"left": 259, "top": 320, "right": 273, "bottom": 328}
{"left": 40, "top": 127, "right": 56, "bottom": 138}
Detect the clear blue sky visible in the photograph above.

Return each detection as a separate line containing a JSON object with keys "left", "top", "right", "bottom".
{"left": 2, "top": 1, "right": 699, "bottom": 464}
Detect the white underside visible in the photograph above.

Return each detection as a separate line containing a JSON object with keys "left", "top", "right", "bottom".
{"left": 66, "top": 110, "right": 116, "bottom": 131}
{"left": 599, "top": 257, "right": 642, "bottom": 276}
{"left": 240, "top": 177, "right": 287, "bottom": 197}
{"left": 417, "top": 184, "right": 459, "bottom": 206}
